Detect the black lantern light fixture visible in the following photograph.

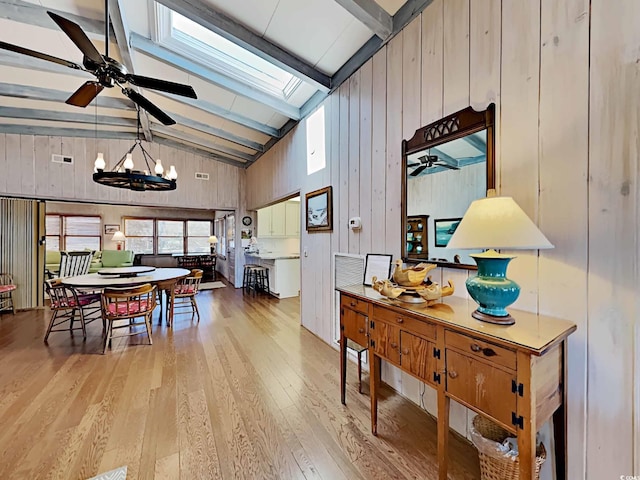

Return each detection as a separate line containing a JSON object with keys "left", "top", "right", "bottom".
{"left": 93, "top": 110, "right": 177, "bottom": 191}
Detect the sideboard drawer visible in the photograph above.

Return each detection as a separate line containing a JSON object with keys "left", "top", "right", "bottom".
{"left": 341, "top": 294, "right": 370, "bottom": 315}
{"left": 342, "top": 307, "right": 368, "bottom": 347}
{"left": 445, "top": 349, "right": 516, "bottom": 429}
{"left": 445, "top": 330, "right": 516, "bottom": 371}
{"left": 373, "top": 305, "right": 436, "bottom": 341}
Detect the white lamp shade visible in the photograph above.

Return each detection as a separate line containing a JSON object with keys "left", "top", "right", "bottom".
{"left": 94, "top": 152, "right": 105, "bottom": 171}
{"left": 208, "top": 235, "right": 218, "bottom": 244}
{"left": 112, "top": 231, "right": 126, "bottom": 242}
{"left": 154, "top": 158, "right": 164, "bottom": 175}
{"left": 447, "top": 196, "right": 554, "bottom": 250}
{"left": 168, "top": 165, "right": 178, "bottom": 180}
{"left": 123, "top": 153, "right": 134, "bottom": 170}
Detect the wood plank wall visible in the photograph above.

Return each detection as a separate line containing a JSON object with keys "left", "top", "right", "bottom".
{"left": 246, "top": 0, "right": 639, "bottom": 477}
{"left": 0, "top": 135, "right": 241, "bottom": 210}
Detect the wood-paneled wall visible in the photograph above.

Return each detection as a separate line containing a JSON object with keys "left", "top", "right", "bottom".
{"left": 247, "top": 0, "right": 639, "bottom": 477}
{"left": 0, "top": 135, "right": 241, "bottom": 210}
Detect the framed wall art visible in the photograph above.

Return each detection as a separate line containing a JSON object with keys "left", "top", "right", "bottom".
{"left": 434, "top": 218, "right": 462, "bottom": 247}
{"left": 305, "top": 186, "right": 333, "bottom": 232}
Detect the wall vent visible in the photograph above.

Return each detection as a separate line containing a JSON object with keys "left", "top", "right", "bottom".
{"left": 195, "top": 172, "right": 209, "bottom": 180}
{"left": 51, "top": 154, "right": 73, "bottom": 164}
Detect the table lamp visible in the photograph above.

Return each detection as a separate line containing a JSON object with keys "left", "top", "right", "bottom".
{"left": 208, "top": 235, "right": 218, "bottom": 254}
{"left": 446, "top": 195, "right": 553, "bottom": 325}
{"left": 112, "top": 231, "right": 126, "bottom": 251}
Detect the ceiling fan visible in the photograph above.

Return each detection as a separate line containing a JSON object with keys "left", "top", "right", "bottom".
{"left": 408, "top": 155, "right": 459, "bottom": 176}
{"left": 0, "top": 3, "right": 197, "bottom": 125}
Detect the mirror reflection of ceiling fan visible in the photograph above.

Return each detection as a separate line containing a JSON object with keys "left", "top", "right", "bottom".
{"left": 408, "top": 154, "right": 460, "bottom": 176}
{"left": 0, "top": 2, "right": 197, "bottom": 125}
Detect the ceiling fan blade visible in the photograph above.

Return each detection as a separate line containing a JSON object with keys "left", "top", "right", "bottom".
{"left": 122, "top": 88, "right": 176, "bottom": 125}
{"left": 126, "top": 74, "right": 197, "bottom": 99}
{"left": 410, "top": 164, "right": 428, "bottom": 177}
{"left": 66, "top": 81, "right": 104, "bottom": 107}
{"left": 0, "top": 40, "right": 83, "bottom": 70}
{"left": 47, "top": 11, "right": 104, "bottom": 66}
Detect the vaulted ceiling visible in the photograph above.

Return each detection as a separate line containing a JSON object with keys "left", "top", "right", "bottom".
{"left": 0, "top": 0, "right": 431, "bottom": 168}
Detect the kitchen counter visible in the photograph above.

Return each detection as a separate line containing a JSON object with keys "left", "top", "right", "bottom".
{"left": 245, "top": 253, "right": 300, "bottom": 298}
{"left": 246, "top": 253, "right": 300, "bottom": 260}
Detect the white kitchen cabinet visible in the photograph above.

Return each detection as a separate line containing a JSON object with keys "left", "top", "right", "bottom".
{"left": 285, "top": 202, "right": 300, "bottom": 236}
{"left": 270, "top": 203, "right": 286, "bottom": 236}
{"left": 257, "top": 201, "right": 298, "bottom": 237}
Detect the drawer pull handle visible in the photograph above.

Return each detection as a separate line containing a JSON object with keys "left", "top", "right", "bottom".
{"left": 470, "top": 343, "right": 482, "bottom": 352}
{"left": 448, "top": 370, "right": 458, "bottom": 379}
{"left": 350, "top": 302, "right": 356, "bottom": 307}
{"left": 402, "top": 348, "right": 410, "bottom": 355}
{"left": 390, "top": 342, "right": 398, "bottom": 349}
{"left": 396, "top": 317, "right": 404, "bottom": 324}
{"left": 358, "top": 328, "right": 365, "bottom": 334}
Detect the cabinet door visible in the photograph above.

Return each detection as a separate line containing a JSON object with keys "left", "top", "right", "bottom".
{"left": 445, "top": 349, "right": 516, "bottom": 428}
{"left": 271, "top": 203, "right": 286, "bottom": 236}
{"left": 370, "top": 320, "right": 400, "bottom": 365}
{"left": 342, "top": 307, "right": 368, "bottom": 347}
{"left": 285, "top": 202, "right": 300, "bottom": 236}
{"left": 257, "top": 207, "right": 271, "bottom": 237}
{"left": 400, "top": 331, "right": 435, "bottom": 384}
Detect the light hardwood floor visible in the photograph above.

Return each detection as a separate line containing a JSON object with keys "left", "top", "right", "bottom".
{"left": 0, "top": 282, "right": 480, "bottom": 479}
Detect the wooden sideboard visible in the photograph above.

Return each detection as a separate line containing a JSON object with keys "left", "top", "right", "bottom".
{"left": 338, "top": 285, "right": 576, "bottom": 480}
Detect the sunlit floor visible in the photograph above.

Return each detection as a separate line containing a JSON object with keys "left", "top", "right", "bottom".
{"left": 0, "top": 281, "right": 480, "bottom": 479}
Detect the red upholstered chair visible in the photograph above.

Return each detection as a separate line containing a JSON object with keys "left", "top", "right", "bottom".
{"left": 44, "top": 279, "right": 102, "bottom": 342}
{"left": 100, "top": 284, "right": 157, "bottom": 354}
{"left": 0, "top": 273, "right": 16, "bottom": 315}
{"left": 169, "top": 268, "right": 203, "bottom": 322}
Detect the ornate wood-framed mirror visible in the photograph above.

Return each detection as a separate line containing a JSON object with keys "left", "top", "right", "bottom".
{"left": 401, "top": 104, "right": 495, "bottom": 269}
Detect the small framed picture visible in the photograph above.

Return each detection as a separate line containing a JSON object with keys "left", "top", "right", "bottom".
{"left": 305, "top": 186, "right": 333, "bottom": 232}
{"left": 104, "top": 224, "right": 120, "bottom": 235}
{"left": 434, "top": 218, "right": 462, "bottom": 247}
{"left": 363, "top": 253, "right": 393, "bottom": 286}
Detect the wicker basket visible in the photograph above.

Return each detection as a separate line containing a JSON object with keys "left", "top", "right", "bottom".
{"left": 472, "top": 415, "right": 546, "bottom": 480}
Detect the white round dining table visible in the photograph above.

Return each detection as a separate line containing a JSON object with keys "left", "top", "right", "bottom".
{"left": 62, "top": 268, "right": 190, "bottom": 327}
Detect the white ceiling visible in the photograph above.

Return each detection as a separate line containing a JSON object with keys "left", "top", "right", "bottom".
{"left": 0, "top": 0, "right": 431, "bottom": 168}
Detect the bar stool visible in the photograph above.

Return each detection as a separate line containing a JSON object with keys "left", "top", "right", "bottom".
{"left": 252, "top": 266, "right": 270, "bottom": 295}
{"left": 243, "top": 264, "right": 260, "bottom": 293}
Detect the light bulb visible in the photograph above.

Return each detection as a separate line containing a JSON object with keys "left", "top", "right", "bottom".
{"left": 154, "top": 158, "right": 164, "bottom": 176}
{"left": 123, "top": 153, "right": 134, "bottom": 171}
{"left": 94, "top": 152, "right": 105, "bottom": 171}
{"left": 168, "top": 165, "right": 177, "bottom": 180}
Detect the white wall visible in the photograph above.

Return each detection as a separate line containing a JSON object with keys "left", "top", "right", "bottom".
{"left": 0, "top": 135, "right": 241, "bottom": 210}
{"left": 247, "top": 1, "right": 639, "bottom": 478}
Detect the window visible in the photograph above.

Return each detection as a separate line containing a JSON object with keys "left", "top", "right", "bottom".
{"left": 45, "top": 214, "right": 101, "bottom": 251}
{"left": 214, "top": 218, "right": 226, "bottom": 257}
{"left": 157, "top": 220, "right": 184, "bottom": 254}
{"left": 187, "top": 220, "right": 211, "bottom": 253}
{"left": 124, "top": 217, "right": 213, "bottom": 255}
{"left": 154, "top": 4, "right": 305, "bottom": 101}
{"left": 306, "top": 106, "right": 326, "bottom": 175}
{"left": 124, "top": 218, "right": 154, "bottom": 254}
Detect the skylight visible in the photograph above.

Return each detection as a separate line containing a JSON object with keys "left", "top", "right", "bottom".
{"left": 155, "top": 5, "right": 302, "bottom": 100}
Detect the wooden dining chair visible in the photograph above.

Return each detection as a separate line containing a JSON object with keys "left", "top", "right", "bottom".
{"left": 168, "top": 269, "right": 203, "bottom": 322}
{"left": 44, "top": 279, "right": 102, "bottom": 342}
{"left": 55, "top": 251, "right": 94, "bottom": 279}
{"left": 0, "top": 273, "right": 17, "bottom": 315}
{"left": 100, "top": 284, "right": 157, "bottom": 354}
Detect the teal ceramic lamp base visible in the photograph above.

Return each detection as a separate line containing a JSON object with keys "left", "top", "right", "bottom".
{"left": 466, "top": 250, "right": 520, "bottom": 325}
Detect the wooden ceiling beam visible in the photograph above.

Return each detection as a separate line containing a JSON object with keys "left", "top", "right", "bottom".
{"left": 153, "top": 0, "right": 331, "bottom": 92}
{"left": 0, "top": 106, "right": 136, "bottom": 127}
{"left": 333, "top": 0, "right": 392, "bottom": 39}
{"left": 0, "top": 82, "right": 133, "bottom": 110}
{"left": 151, "top": 124, "right": 255, "bottom": 163}
{"left": 0, "top": 0, "right": 110, "bottom": 38}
